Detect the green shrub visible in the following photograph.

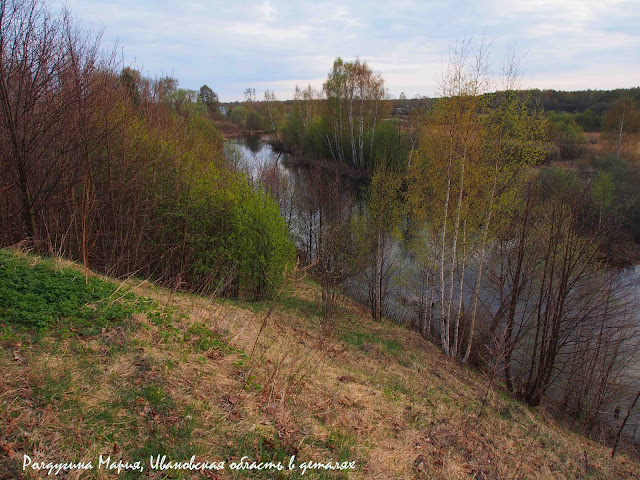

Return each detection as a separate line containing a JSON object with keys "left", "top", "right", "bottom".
{"left": 166, "top": 164, "right": 295, "bottom": 300}
{"left": 245, "top": 110, "right": 261, "bottom": 130}
{"left": 547, "top": 112, "right": 588, "bottom": 159}
{"left": 230, "top": 106, "right": 247, "bottom": 125}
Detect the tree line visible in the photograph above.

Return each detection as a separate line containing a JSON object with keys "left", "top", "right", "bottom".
{"left": 277, "top": 69, "right": 640, "bottom": 169}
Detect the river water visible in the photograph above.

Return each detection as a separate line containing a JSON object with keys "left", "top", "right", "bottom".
{"left": 226, "top": 136, "right": 640, "bottom": 329}
{"left": 224, "top": 135, "right": 287, "bottom": 178}
{"left": 225, "top": 135, "right": 492, "bottom": 325}
{"left": 227, "top": 135, "right": 640, "bottom": 441}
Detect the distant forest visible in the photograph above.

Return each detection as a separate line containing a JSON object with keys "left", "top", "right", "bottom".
{"left": 222, "top": 87, "right": 640, "bottom": 133}
{"left": 383, "top": 87, "right": 640, "bottom": 132}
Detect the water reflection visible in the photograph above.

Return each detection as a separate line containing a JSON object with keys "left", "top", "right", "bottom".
{"left": 241, "top": 134, "right": 261, "bottom": 153}
{"left": 224, "top": 135, "right": 364, "bottom": 256}
{"left": 225, "top": 135, "right": 286, "bottom": 180}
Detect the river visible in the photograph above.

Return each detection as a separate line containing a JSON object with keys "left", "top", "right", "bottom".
{"left": 227, "top": 135, "right": 640, "bottom": 441}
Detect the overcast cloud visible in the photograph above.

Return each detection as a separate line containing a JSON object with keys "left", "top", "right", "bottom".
{"left": 66, "top": 0, "right": 640, "bottom": 101}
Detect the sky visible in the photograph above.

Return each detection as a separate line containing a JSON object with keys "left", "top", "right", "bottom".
{"left": 66, "top": 0, "right": 640, "bottom": 102}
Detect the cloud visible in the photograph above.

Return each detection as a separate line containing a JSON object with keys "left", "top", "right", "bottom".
{"left": 527, "top": 63, "right": 640, "bottom": 91}
{"left": 64, "top": 0, "right": 639, "bottom": 101}
{"left": 258, "top": 0, "right": 277, "bottom": 22}
{"left": 332, "top": 6, "right": 360, "bottom": 28}
{"left": 225, "top": 22, "right": 310, "bottom": 43}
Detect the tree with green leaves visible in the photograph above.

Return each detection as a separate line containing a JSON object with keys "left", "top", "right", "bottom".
{"left": 407, "top": 38, "right": 547, "bottom": 360}
{"left": 282, "top": 84, "right": 324, "bottom": 154}
{"left": 322, "top": 58, "right": 388, "bottom": 170}
{"left": 354, "top": 165, "right": 405, "bottom": 321}
{"left": 263, "top": 90, "right": 281, "bottom": 134}
{"left": 198, "top": 84, "right": 219, "bottom": 112}
{"left": 547, "top": 111, "right": 587, "bottom": 159}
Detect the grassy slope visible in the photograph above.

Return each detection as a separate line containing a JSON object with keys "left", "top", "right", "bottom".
{"left": 1, "top": 249, "right": 639, "bottom": 479}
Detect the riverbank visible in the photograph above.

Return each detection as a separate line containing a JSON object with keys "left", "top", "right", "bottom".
{"left": 2, "top": 248, "right": 640, "bottom": 479}
{"left": 228, "top": 133, "right": 370, "bottom": 182}
{"left": 213, "top": 117, "right": 271, "bottom": 140}
{"left": 268, "top": 137, "right": 372, "bottom": 182}
{"left": 280, "top": 154, "right": 370, "bottom": 182}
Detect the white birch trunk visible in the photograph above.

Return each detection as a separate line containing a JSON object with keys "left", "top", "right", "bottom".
{"left": 453, "top": 218, "right": 467, "bottom": 356}
{"left": 616, "top": 109, "right": 625, "bottom": 160}
{"left": 440, "top": 153, "right": 453, "bottom": 356}
{"left": 447, "top": 144, "right": 466, "bottom": 356}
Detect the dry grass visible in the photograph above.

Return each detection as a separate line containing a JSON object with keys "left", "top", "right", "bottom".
{"left": 584, "top": 132, "right": 640, "bottom": 163}
{"left": 1, "top": 256, "right": 640, "bottom": 479}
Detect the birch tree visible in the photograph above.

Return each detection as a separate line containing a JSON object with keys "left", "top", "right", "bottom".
{"left": 407, "top": 38, "right": 546, "bottom": 359}
{"left": 263, "top": 89, "right": 280, "bottom": 134}
{"left": 407, "top": 37, "right": 488, "bottom": 357}
{"left": 602, "top": 98, "right": 640, "bottom": 160}
{"left": 322, "top": 58, "right": 387, "bottom": 170}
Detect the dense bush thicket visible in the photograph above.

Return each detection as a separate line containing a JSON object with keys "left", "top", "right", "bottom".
{"left": 0, "top": 0, "right": 294, "bottom": 299}
{"left": 281, "top": 115, "right": 412, "bottom": 172}
{"left": 546, "top": 111, "right": 589, "bottom": 159}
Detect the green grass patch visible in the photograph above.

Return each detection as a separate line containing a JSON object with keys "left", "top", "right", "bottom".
{"left": 277, "top": 295, "right": 321, "bottom": 317}
{"left": 497, "top": 388, "right": 520, "bottom": 407}
{"left": 339, "top": 330, "right": 403, "bottom": 356}
{"left": 326, "top": 427, "right": 356, "bottom": 463}
{"left": 184, "top": 322, "right": 241, "bottom": 354}
{"left": 108, "top": 358, "right": 199, "bottom": 479}
{"left": 219, "top": 293, "right": 323, "bottom": 318}
{"left": 424, "top": 385, "right": 454, "bottom": 407}
{"left": 32, "top": 367, "right": 74, "bottom": 408}
{"left": 383, "top": 381, "right": 411, "bottom": 400}
{"left": 0, "top": 250, "right": 156, "bottom": 334}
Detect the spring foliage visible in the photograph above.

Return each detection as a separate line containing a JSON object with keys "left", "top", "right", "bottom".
{"left": 0, "top": 0, "right": 294, "bottom": 300}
